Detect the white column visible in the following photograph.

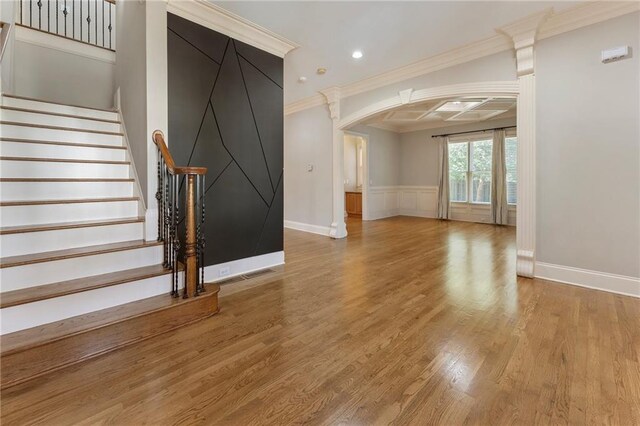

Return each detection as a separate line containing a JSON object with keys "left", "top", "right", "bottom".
{"left": 499, "top": 9, "right": 550, "bottom": 277}
{"left": 321, "top": 87, "right": 347, "bottom": 239}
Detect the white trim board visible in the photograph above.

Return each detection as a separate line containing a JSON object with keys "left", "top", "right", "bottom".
{"left": 166, "top": 0, "right": 298, "bottom": 58}
{"left": 284, "top": 2, "right": 640, "bottom": 116}
{"left": 535, "top": 262, "right": 640, "bottom": 299}
{"left": 284, "top": 220, "right": 332, "bottom": 237}
{"left": 204, "top": 251, "right": 285, "bottom": 283}
{"left": 14, "top": 25, "right": 115, "bottom": 64}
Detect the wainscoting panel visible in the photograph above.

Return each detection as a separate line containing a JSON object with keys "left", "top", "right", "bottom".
{"left": 167, "top": 13, "right": 283, "bottom": 266}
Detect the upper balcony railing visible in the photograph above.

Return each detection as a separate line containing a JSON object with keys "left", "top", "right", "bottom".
{"left": 17, "top": 0, "right": 115, "bottom": 51}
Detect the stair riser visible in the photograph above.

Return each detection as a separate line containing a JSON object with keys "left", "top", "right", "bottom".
{"left": 0, "top": 110, "right": 121, "bottom": 133}
{"left": 0, "top": 274, "right": 179, "bottom": 334}
{"left": 0, "top": 160, "right": 130, "bottom": 178}
{"left": 0, "top": 222, "right": 144, "bottom": 257}
{"left": 1, "top": 200, "right": 139, "bottom": 227}
{"left": 1, "top": 97, "right": 119, "bottom": 121}
{"left": 0, "top": 181, "right": 134, "bottom": 201}
{"left": 0, "top": 141, "right": 126, "bottom": 161}
{"left": 1, "top": 246, "right": 163, "bottom": 291}
{"left": 0, "top": 124, "right": 123, "bottom": 146}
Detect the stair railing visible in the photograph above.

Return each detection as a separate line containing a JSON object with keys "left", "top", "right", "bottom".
{"left": 152, "top": 130, "right": 207, "bottom": 299}
{"left": 17, "top": 0, "right": 116, "bottom": 51}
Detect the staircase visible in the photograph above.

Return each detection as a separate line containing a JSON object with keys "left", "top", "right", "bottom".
{"left": 0, "top": 94, "right": 219, "bottom": 389}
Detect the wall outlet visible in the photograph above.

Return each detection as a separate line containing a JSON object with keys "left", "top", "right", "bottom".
{"left": 219, "top": 266, "right": 230, "bottom": 277}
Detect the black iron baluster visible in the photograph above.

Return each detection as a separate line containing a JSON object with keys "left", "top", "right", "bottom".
{"left": 30, "top": 0, "right": 32, "bottom": 27}
{"left": 56, "top": 0, "right": 58, "bottom": 34}
{"left": 174, "top": 177, "right": 182, "bottom": 298}
{"left": 47, "top": 0, "right": 50, "bottom": 32}
{"left": 164, "top": 168, "right": 170, "bottom": 269}
{"left": 94, "top": 0, "right": 97, "bottom": 46}
{"left": 199, "top": 175, "right": 206, "bottom": 293}
{"left": 86, "top": 0, "right": 90, "bottom": 44}
{"left": 79, "top": 0, "right": 81, "bottom": 41}
{"left": 108, "top": 2, "right": 112, "bottom": 49}
{"left": 71, "top": 0, "right": 73, "bottom": 39}
{"left": 20, "top": 0, "right": 23, "bottom": 25}
{"left": 63, "top": 0, "right": 67, "bottom": 36}
{"left": 101, "top": 0, "right": 104, "bottom": 48}
{"left": 37, "top": 0, "right": 42, "bottom": 29}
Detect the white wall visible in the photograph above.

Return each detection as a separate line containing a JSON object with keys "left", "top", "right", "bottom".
{"left": 351, "top": 124, "right": 401, "bottom": 187}
{"left": 536, "top": 12, "right": 640, "bottom": 279}
{"left": 284, "top": 104, "right": 333, "bottom": 229}
{"left": 12, "top": 39, "right": 114, "bottom": 109}
{"left": 1, "top": 0, "right": 16, "bottom": 94}
{"left": 116, "top": 0, "right": 147, "bottom": 201}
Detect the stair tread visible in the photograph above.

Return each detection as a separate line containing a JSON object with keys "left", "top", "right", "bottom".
{"left": 0, "top": 156, "right": 130, "bottom": 164}
{"left": 0, "top": 137, "right": 127, "bottom": 150}
{"left": 0, "top": 121, "right": 124, "bottom": 136}
{"left": 0, "top": 278, "right": 212, "bottom": 357}
{"left": 1, "top": 94, "right": 118, "bottom": 114}
{"left": 0, "top": 217, "right": 145, "bottom": 235}
{"left": 1, "top": 197, "right": 139, "bottom": 206}
{"left": 0, "top": 106, "right": 121, "bottom": 124}
{"left": 0, "top": 264, "right": 173, "bottom": 309}
{"left": 0, "top": 239, "right": 163, "bottom": 268}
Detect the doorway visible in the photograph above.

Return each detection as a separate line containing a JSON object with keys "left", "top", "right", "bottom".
{"left": 343, "top": 131, "right": 369, "bottom": 228}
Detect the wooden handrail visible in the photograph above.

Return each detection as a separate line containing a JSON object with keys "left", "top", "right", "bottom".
{"left": 152, "top": 130, "right": 207, "bottom": 176}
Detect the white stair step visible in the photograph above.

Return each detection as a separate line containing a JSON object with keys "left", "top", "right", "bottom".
{"left": 0, "top": 179, "right": 134, "bottom": 201}
{"left": 0, "top": 108, "right": 121, "bottom": 133}
{"left": 1, "top": 242, "right": 163, "bottom": 291}
{"left": 0, "top": 218, "right": 145, "bottom": 257}
{"left": 0, "top": 198, "right": 140, "bottom": 226}
{"left": 0, "top": 272, "right": 178, "bottom": 335}
{"left": 0, "top": 123, "right": 123, "bottom": 146}
{"left": 0, "top": 140, "right": 126, "bottom": 161}
{"left": 1, "top": 95, "right": 119, "bottom": 121}
{"left": 0, "top": 158, "right": 130, "bottom": 178}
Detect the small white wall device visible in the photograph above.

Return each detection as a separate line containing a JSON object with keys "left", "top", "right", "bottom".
{"left": 601, "top": 46, "right": 630, "bottom": 63}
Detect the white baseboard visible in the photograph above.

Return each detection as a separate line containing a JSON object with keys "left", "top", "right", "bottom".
{"left": 284, "top": 220, "right": 331, "bottom": 236}
{"left": 535, "top": 262, "right": 640, "bottom": 298}
{"left": 204, "top": 251, "right": 285, "bottom": 283}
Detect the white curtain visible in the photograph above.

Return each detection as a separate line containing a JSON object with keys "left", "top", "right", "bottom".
{"left": 491, "top": 129, "right": 508, "bottom": 225}
{"left": 437, "top": 136, "right": 450, "bottom": 219}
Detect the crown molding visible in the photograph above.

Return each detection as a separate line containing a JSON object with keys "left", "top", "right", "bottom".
{"left": 166, "top": 0, "right": 298, "bottom": 58}
{"left": 284, "top": 1, "right": 639, "bottom": 116}
{"left": 538, "top": 1, "right": 640, "bottom": 41}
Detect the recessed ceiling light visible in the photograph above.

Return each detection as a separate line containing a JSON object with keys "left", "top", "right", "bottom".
{"left": 352, "top": 50, "right": 363, "bottom": 59}
{"left": 298, "top": 76, "right": 307, "bottom": 83}
{"left": 316, "top": 67, "right": 327, "bottom": 75}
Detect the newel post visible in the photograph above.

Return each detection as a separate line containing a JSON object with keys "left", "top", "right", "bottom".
{"left": 498, "top": 9, "right": 552, "bottom": 278}
{"left": 184, "top": 174, "right": 198, "bottom": 298}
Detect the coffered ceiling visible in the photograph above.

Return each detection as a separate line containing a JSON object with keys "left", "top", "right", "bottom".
{"left": 361, "top": 97, "right": 517, "bottom": 133}
{"left": 212, "top": 1, "right": 580, "bottom": 103}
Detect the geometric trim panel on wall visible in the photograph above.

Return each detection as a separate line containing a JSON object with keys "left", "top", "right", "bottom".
{"left": 168, "top": 13, "right": 283, "bottom": 266}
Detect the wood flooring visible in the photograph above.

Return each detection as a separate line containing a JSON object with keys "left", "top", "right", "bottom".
{"left": 2, "top": 216, "right": 639, "bottom": 425}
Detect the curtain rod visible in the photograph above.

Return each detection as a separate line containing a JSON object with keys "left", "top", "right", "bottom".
{"left": 431, "top": 126, "right": 516, "bottom": 138}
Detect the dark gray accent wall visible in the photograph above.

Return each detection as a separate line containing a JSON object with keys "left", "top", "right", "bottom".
{"left": 167, "top": 13, "right": 283, "bottom": 266}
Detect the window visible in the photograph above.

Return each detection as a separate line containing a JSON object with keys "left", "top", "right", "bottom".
{"left": 505, "top": 137, "right": 517, "bottom": 204}
{"left": 448, "top": 138, "right": 493, "bottom": 204}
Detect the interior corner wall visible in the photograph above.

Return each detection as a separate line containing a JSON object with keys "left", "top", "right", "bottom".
{"left": 12, "top": 40, "right": 114, "bottom": 110}
{"left": 1, "top": 0, "right": 15, "bottom": 94}
{"left": 536, "top": 12, "right": 640, "bottom": 278}
{"left": 350, "top": 125, "right": 401, "bottom": 187}
{"left": 115, "top": 0, "right": 147, "bottom": 200}
{"left": 340, "top": 50, "right": 517, "bottom": 118}
{"left": 285, "top": 105, "right": 333, "bottom": 228}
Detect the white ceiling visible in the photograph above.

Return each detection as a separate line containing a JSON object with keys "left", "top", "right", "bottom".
{"left": 361, "top": 96, "right": 517, "bottom": 133}
{"left": 213, "top": 1, "right": 580, "bottom": 103}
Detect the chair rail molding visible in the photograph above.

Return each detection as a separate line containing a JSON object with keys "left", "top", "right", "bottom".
{"left": 166, "top": 0, "right": 298, "bottom": 58}
{"left": 321, "top": 86, "right": 347, "bottom": 239}
{"left": 497, "top": 9, "right": 550, "bottom": 278}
